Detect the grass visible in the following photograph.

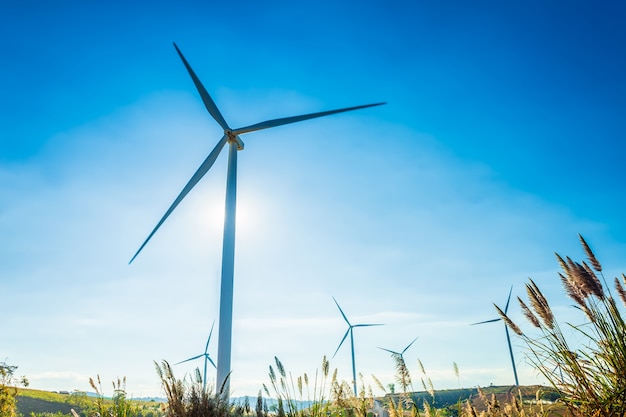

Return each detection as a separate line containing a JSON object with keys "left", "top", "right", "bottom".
{"left": 497, "top": 235, "right": 626, "bottom": 416}
{"left": 10, "top": 235, "right": 624, "bottom": 417}
{"left": 15, "top": 382, "right": 164, "bottom": 417}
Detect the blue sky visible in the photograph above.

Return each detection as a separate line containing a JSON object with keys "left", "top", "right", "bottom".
{"left": 2, "top": 0, "right": 625, "bottom": 398}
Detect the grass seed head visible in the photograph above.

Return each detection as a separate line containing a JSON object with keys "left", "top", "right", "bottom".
{"left": 579, "top": 234, "right": 602, "bottom": 272}
{"left": 526, "top": 279, "right": 554, "bottom": 329}
{"left": 518, "top": 297, "right": 541, "bottom": 328}
{"left": 615, "top": 277, "right": 626, "bottom": 307}
{"left": 494, "top": 303, "right": 523, "bottom": 336}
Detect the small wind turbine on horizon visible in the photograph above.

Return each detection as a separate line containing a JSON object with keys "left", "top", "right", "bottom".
{"left": 129, "top": 43, "right": 385, "bottom": 398}
{"left": 378, "top": 336, "right": 418, "bottom": 361}
{"left": 175, "top": 321, "right": 217, "bottom": 392}
{"left": 471, "top": 285, "right": 519, "bottom": 386}
{"left": 332, "top": 297, "right": 383, "bottom": 396}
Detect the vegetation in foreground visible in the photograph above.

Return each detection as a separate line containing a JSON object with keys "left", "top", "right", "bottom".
{"left": 497, "top": 235, "right": 626, "bottom": 416}
{"left": 5, "top": 235, "right": 626, "bottom": 417}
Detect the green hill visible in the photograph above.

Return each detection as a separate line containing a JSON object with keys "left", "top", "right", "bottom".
{"left": 15, "top": 388, "right": 164, "bottom": 417}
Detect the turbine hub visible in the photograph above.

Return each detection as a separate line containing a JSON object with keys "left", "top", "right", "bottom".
{"left": 225, "top": 132, "right": 244, "bottom": 151}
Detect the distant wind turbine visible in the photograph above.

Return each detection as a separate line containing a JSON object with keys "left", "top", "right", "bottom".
{"left": 471, "top": 285, "right": 519, "bottom": 386}
{"left": 332, "top": 297, "right": 383, "bottom": 396}
{"left": 130, "top": 43, "right": 385, "bottom": 398}
{"left": 175, "top": 321, "right": 217, "bottom": 392}
{"left": 378, "top": 336, "right": 418, "bottom": 361}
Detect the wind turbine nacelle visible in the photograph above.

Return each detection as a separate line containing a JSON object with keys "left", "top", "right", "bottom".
{"left": 226, "top": 131, "right": 245, "bottom": 150}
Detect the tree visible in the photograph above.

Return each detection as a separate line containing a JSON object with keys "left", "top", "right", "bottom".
{"left": 0, "top": 361, "right": 29, "bottom": 417}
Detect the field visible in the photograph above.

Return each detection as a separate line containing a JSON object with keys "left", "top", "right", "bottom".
{"left": 15, "top": 384, "right": 567, "bottom": 417}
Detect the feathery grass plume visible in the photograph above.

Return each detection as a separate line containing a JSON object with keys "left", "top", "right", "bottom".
{"left": 565, "top": 256, "right": 592, "bottom": 298}
{"left": 275, "top": 357, "right": 286, "bottom": 378}
{"left": 555, "top": 252, "right": 570, "bottom": 275}
{"left": 417, "top": 358, "right": 426, "bottom": 375}
{"left": 391, "top": 354, "right": 412, "bottom": 393}
{"left": 518, "top": 297, "right": 541, "bottom": 328}
{"left": 566, "top": 256, "right": 605, "bottom": 299}
{"left": 463, "top": 398, "right": 478, "bottom": 417}
{"left": 582, "top": 260, "right": 606, "bottom": 299}
{"left": 494, "top": 303, "right": 523, "bottom": 336}
{"left": 617, "top": 276, "right": 626, "bottom": 307}
{"left": 579, "top": 233, "right": 602, "bottom": 272}
{"left": 526, "top": 279, "right": 554, "bottom": 328}
{"left": 559, "top": 271, "right": 586, "bottom": 307}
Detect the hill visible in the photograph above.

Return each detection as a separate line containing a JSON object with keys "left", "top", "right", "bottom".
{"left": 15, "top": 385, "right": 562, "bottom": 416}
{"left": 15, "top": 388, "right": 164, "bottom": 417}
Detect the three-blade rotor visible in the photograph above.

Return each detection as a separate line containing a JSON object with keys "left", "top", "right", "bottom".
{"left": 332, "top": 297, "right": 383, "bottom": 358}
{"left": 129, "top": 43, "right": 385, "bottom": 264}
{"left": 470, "top": 285, "right": 513, "bottom": 326}
{"left": 175, "top": 321, "right": 217, "bottom": 369}
{"left": 379, "top": 336, "right": 418, "bottom": 358}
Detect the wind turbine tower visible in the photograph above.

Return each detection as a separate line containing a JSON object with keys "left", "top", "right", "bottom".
{"left": 332, "top": 297, "right": 383, "bottom": 396}
{"left": 471, "top": 285, "right": 519, "bottom": 386}
{"left": 130, "top": 43, "right": 385, "bottom": 399}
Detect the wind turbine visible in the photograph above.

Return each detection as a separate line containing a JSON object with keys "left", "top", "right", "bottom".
{"left": 129, "top": 43, "right": 385, "bottom": 398}
{"left": 378, "top": 336, "right": 418, "bottom": 361}
{"left": 332, "top": 297, "right": 383, "bottom": 396}
{"left": 175, "top": 321, "right": 217, "bottom": 392}
{"left": 471, "top": 285, "right": 519, "bottom": 386}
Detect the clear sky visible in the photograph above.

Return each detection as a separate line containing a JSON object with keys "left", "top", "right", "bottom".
{"left": 2, "top": 0, "right": 625, "bottom": 399}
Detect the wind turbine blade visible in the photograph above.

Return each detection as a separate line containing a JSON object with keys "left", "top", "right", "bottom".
{"left": 332, "top": 297, "right": 351, "bottom": 326}
{"left": 505, "top": 285, "right": 514, "bottom": 313}
{"left": 175, "top": 354, "right": 204, "bottom": 365}
{"left": 205, "top": 320, "right": 215, "bottom": 354}
{"left": 402, "top": 337, "right": 419, "bottom": 354}
{"left": 207, "top": 356, "right": 217, "bottom": 369}
{"left": 353, "top": 323, "right": 383, "bottom": 328}
{"left": 333, "top": 329, "right": 351, "bottom": 358}
{"left": 173, "top": 43, "right": 230, "bottom": 131}
{"left": 470, "top": 318, "right": 501, "bottom": 326}
{"left": 232, "top": 102, "right": 386, "bottom": 135}
{"left": 378, "top": 347, "right": 400, "bottom": 355}
{"left": 129, "top": 135, "right": 228, "bottom": 264}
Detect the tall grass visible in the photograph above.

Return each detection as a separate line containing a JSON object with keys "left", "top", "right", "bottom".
{"left": 154, "top": 361, "right": 245, "bottom": 417}
{"left": 89, "top": 375, "right": 139, "bottom": 417}
{"left": 262, "top": 356, "right": 375, "bottom": 417}
{"left": 497, "top": 235, "right": 626, "bottom": 416}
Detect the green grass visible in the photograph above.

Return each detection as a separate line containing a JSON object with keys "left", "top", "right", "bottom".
{"left": 15, "top": 387, "right": 164, "bottom": 417}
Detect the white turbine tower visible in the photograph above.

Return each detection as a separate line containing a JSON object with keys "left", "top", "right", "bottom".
{"left": 332, "top": 297, "right": 383, "bottom": 396}
{"left": 471, "top": 285, "right": 519, "bottom": 386}
{"left": 175, "top": 321, "right": 217, "bottom": 392}
{"left": 130, "top": 43, "right": 385, "bottom": 398}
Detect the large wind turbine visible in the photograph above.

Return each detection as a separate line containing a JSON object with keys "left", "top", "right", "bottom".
{"left": 471, "top": 285, "right": 519, "bottom": 386}
{"left": 332, "top": 297, "right": 383, "bottom": 396}
{"left": 175, "top": 321, "right": 217, "bottom": 392}
{"left": 130, "top": 43, "right": 385, "bottom": 398}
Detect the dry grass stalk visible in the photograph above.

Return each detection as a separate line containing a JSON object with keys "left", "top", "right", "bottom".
{"left": 559, "top": 272, "right": 586, "bottom": 307}
{"left": 518, "top": 297, "right": 541, "bottom": 328}
{"left": 614, "top": 277, "right": 626, "bottom": 307}
{"left": 494, "top": 304, "right": 523, "bottom": 336}
{"left": 579, "top": 234, "right": 602, "bottom": 272}
{"left": 526, "top": 279, "right": 554, "bottom": 329}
